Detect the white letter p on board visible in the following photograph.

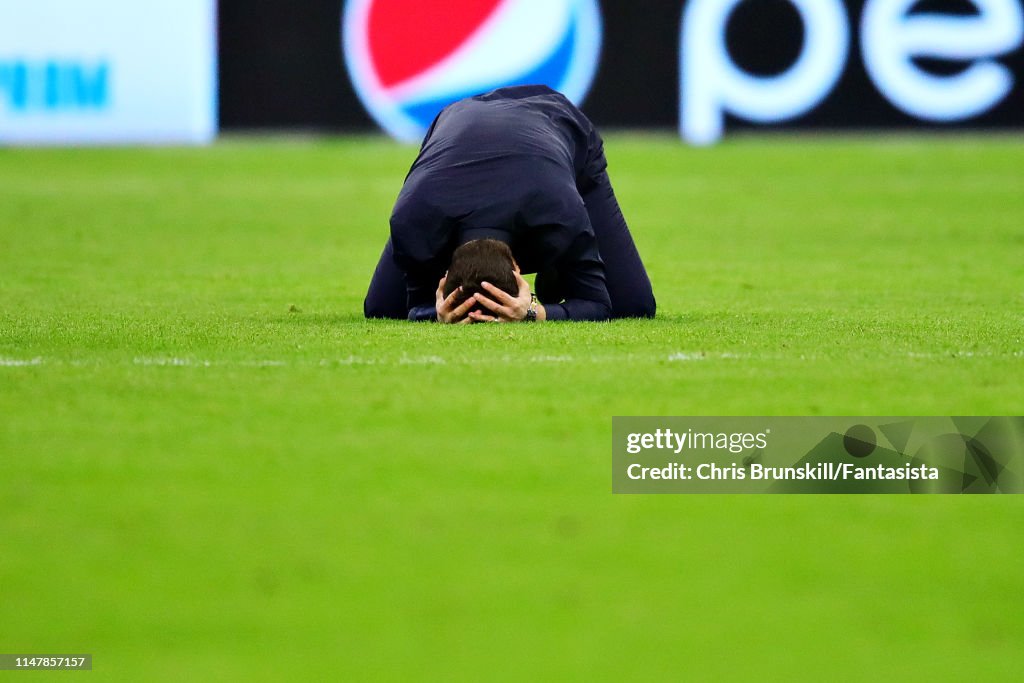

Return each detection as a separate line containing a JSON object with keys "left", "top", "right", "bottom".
{"left": 680, "top": 0, "right": 849, "bottom": 145}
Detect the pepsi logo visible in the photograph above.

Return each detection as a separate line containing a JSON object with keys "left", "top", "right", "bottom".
{"left": 343, "top": 0, "right": 603, "bottom": 142}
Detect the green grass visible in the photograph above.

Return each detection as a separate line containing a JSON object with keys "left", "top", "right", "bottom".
{"left": 1, "top": 135, "right": 1023, "bottom": 681}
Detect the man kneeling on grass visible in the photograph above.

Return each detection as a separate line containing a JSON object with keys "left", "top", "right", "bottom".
{"left": 364, "top": 85, "right": 656, "bottom": 323}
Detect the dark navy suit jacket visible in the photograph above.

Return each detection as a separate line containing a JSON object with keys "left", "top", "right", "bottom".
{"left": 389, "top": 85, "right": 612, "bottom": 321}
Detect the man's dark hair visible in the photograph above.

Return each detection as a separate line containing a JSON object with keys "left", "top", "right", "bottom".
{"left": 443, "top": 239, "right": 518, "bottom": 314}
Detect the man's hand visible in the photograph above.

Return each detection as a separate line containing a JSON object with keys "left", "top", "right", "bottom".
{"left": 435, "top": 275, "right": 476, "bottom": 324}
{"left": 468, "top": 271, "right": 545, "bottom": 322}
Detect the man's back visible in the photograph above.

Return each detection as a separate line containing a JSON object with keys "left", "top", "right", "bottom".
{"left": 409, "top": 85, "right": 591, "bottom": 181}
{"left": 391, "top": 85, "right": 601, "bottom": 274}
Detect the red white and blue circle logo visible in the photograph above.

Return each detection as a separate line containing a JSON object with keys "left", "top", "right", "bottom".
{"left": 343, "top": 0, "right": 603, "bottom": 142}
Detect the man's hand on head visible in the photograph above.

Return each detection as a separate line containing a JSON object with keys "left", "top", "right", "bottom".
{"left": 435, "top": 275, "right": 476, "bottom": 324}
{"left": 469, "top": 271, "right": 546, "bottom": 322}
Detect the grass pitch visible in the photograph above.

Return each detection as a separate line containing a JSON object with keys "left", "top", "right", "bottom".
{"left": 1, "top": 135, "right": 1023, "bottom": 680}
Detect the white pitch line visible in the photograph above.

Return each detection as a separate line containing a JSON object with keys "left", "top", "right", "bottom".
{"left": 667, "top": 352, "right": 705, "bottom": 361}
{"left": 398, "top": 354, "right": 447, "bottom": 365}
{"left": 906, "top": 351, "right": 1024, "bottom": 359}
{"left": 2, "top": 351, "right": 1021, "bottom": 369}
{"left": 0, "top": 357, "right": 43, "bottom": 367}
{"left": 667, "top": 351, "right": 754, "bottom": 361}
{"left": 319, "top": 356, "right": 380, "bottom": 366}
{"left": 133, "top": 357, "right": 211, "bottom": 367}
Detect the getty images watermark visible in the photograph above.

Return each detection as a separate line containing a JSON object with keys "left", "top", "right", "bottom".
{"left": 612, "top": 417, "right": 1024, "bottom": 494}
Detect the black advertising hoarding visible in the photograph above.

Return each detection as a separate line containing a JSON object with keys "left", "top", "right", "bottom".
{"left": 219, "top": 0, "right": 1024, "bottom": 143}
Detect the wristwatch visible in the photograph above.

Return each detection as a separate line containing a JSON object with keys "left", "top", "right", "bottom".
{"left": 525, "top": 293, "right": 539, "bottom": 322}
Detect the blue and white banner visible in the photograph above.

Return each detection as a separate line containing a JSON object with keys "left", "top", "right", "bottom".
{"left": 0, "top": 0, "right": 216, "bottom": 145}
